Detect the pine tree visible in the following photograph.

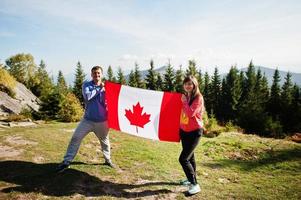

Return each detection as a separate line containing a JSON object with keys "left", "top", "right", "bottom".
{"left": 197, "top": 69, "right": 204, "bottom": 93}
{"left": 127, "top": 70, "right": 136, "bottom": 87}
{"left": 280, "top": 72, "right": 294, "bottom": 132}
{"left": 238, "top": 62, "right": 267, "bottom": 134}
{"left": 145, "top": 60, "right": 157, "bottom": 90}
{"left": 73, "top": 61, "right": 86, "bottom": 106}
{"left": 209, "top": 67, "right": 221, "bottom": 118}
{"left": 39, "top": 88, "right": 62, "bottom": 120}
{"left": 156, "top": 72, "right": 163, "bottom": 91}
{"left": 116, "top": 67, "right": 126, "bottom": 84}
{"left": 163, "top": 61, "right": 175, "bottom": 91}
{"left": 107, "top": 65, "right": 116, "bottom": 82}
{"left": 174, "top": 66, "right": 184, "bottom": 93}
{"left": 185, "top": 60, "right": 198, "bottom": 77}
{"left": 203, "top": 72, "right": 211, "bottom": 114}
{"left": 57, "top": 70, "right": 68, "bottom": 94}
{"left": 290, "top": 84, "right": 301, "bottom": 131}
{"left": 134, "top": 63, "right": 144, "bottom": 88}
{"left": 268, "top": 68, "right": 281, "bottom": 119}
{"left": 220, "top": 66, "right": 241, "bottom": 122}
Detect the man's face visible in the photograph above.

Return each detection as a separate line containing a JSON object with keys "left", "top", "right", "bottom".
{"left": 91, "top": 69, "right": 103, "bottom": 82}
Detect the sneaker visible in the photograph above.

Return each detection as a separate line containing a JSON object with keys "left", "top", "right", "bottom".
{"left": 188, "top": 184, "right": 201, "bottom": 195}
{"left": 55, "top": 162, "right": 70, "bottom": 173}
{"left": 179, "top": 179, "right": 191, "bottom": 186}
{"left": 104, "top": 161, "right": 115, "bottom": 168}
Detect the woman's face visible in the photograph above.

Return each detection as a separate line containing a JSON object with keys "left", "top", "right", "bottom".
{"left": 183, "top": 80, "right": 194, "bottom": 93}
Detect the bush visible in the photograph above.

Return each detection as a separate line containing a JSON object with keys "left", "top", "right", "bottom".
{"left": 264, "top": 117, "right": 283, "bottom": 138}
{"left": 0, "top": 67, "right": 17, "bottom": 98}
{"left": 225, "top": 121, "right": 240, "bottom": 132}
{"left": 58, "top": 92, "right": 83, "bottom": 122}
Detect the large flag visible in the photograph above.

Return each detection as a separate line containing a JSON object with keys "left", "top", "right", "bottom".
{"left": 105, "top": 81, "right": 182, "bottom": 142}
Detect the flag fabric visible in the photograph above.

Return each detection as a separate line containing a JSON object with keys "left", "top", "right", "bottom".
{"left": 105, "top": 81, "right": 182, "bottom": 142}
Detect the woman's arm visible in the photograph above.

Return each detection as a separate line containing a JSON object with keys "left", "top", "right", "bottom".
{"left": 182, "top": 95, "right": 203, "bottom": 118}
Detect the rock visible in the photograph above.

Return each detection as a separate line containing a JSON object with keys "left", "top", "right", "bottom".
{"left": 0, "top": 82, "right": 39, "bottom": 116}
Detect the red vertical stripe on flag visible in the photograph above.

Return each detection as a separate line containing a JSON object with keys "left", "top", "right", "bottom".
{"left": 158, "top": 92, "right": 182, "bottom": 142}
{"left": 105, "top": 81, "right": 121, "bottom": 130}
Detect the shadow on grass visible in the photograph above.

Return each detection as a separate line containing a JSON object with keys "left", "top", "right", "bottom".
{"left": 0, "top": 160, "right": 177, "bottom": 198}
{"left": 204, "top": 147, "right": 301, "bottom": 171}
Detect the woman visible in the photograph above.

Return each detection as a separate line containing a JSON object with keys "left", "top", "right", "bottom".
{"left": 179, "top": 75, "right": 205, "bottom": 195}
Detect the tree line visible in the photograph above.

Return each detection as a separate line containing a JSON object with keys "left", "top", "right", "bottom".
{"left": 2, "top": 53, "right": 301, "bottom": 138}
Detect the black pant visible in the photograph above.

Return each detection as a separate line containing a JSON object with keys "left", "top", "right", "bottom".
{"left": 179, "top": 128, "right": 202, "bottom": 185}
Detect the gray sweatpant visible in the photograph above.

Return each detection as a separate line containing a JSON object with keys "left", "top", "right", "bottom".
{"left": 63, "top": 118, "right": 110, "bottom": 164}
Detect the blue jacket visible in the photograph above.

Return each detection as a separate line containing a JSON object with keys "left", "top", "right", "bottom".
{"left": 82, "top": 81, "right": 107, "bottom": 122}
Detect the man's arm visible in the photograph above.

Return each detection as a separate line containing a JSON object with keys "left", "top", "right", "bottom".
{"left": 82, "top": 83, "right": 104, "bottom": 101}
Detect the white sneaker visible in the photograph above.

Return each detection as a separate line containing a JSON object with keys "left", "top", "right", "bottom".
{"left": 188, "top": 184, "right": 201, "bottom": 195}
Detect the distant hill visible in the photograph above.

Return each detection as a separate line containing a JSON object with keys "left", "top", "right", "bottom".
{"left": 65, "top": 66, "right": 301, "bottom": 87}
{"left": 125, "top": 66, "right": 168, "bottom": 80}
{"left": 239, "top": 66, "right": 301, "bottom": 86}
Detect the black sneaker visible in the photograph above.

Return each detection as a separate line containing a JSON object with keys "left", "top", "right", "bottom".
{"left": 55, "top": 162, "right": 70, "bottom": 173}
{"left": 104, "top": 161, "right": 115, "bottom": 168}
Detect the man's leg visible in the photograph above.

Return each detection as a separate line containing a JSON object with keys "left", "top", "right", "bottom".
{"left": 62, "top": 119, "right": 93, "bottom": 164}
{"left": 93, "top": 121, "right": 112, "bottom": 165}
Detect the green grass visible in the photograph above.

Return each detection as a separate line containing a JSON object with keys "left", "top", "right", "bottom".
{"left": 0, "top": 123, "right": 300, "bottom": 199}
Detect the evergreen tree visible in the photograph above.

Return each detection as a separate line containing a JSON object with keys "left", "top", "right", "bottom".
{"left": 197, "top": 69, "right": 204, "bottom": 93}
{"left": 106, "top": 65, "right": 116, "bottom": 82}
{"left": 163, "top": 61, "right": 175, "bottom": 91}
{"left": 31, "top": 60, "right": 54, "bottom": 99}
{"left": 209, "top": 67, "right": 221, "bottom": 118}
{"left": 268, "top": 68, "right": 281, "bottom": 119}
{"left": 174, "top": 66, "right": 184, "bottom": 93}
{"left": 280, "top": 72, "right": 294, "bottom": 132}
{"left": 156, "top": 72, "right": 163, "bottom": 91}
{"left": 116, "top": 67, "right": 126, "bottom": 84}
{"left": 203, "top": 72, "right": 211, "bottom": 114}
{"left": 127, "top": 70, "right": 136, "bottom": 87}
{"left": 134, "top": 63, "right": 144, "bottom": 88}
{"left": 290, "top": 84, "right": 301, "bottom": 132}
{"left": 238, "top": 62, "right": 267, "bottom": 134}
{"left": 220, "top": 66, "right": 241, "bottom": 122}
{"left": 73, "top": 61, "right": 86, "bottom": 106}
{"left": 185, "top": 60, "right": 198, "bottom": 77}
{"left": 57, "top": 70, "right": 68, "bottom": 94}
{"left": 39, "top": 88, "right": 62, "bottom": 120}
{"left": 145, "top": 59, "right": 157, "bottom": 90}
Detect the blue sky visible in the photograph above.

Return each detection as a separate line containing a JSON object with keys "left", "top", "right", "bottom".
{"left": 0, "top": 0, "right": 301, "bottom": 78}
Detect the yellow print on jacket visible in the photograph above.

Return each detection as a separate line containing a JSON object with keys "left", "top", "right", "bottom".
{"left": 180, "top": 110, "right": 189, "bottom": 125}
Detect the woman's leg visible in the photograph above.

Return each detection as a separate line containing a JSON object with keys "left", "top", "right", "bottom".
{"left": 179, "top": 129, "right": 201, "bottom": 185}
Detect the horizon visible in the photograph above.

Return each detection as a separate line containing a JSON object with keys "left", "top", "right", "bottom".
{"left": 1, "top": 0, "right": 301, "bottom": 76}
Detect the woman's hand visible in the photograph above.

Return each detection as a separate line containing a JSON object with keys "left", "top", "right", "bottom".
{"left": 181, "top": 94, "right": 187, "bottom": 103}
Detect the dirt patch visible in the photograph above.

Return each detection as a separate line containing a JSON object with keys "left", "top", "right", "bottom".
{"left": 0, "top": 145, "right": 23, "bottom": 158}
{"left": 5, "top": 136, "right": 38, "bottom": 146}
{"left": 60, "top": 129, "right": 75, "bottom": 133}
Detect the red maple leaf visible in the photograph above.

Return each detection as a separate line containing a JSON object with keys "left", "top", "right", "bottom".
{"left": 125, "top": 102, "right": 151, "bottom": 133}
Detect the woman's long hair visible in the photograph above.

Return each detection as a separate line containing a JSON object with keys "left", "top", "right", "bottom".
{"left": 183, "top": 75, "right": 201, "bottom": 105}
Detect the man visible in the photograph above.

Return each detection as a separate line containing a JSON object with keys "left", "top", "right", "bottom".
{"left": 56, "top": 66, "right": 114, "bottom": 173}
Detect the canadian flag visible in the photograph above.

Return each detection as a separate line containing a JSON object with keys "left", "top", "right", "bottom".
{"left": 105, "top": 81, "right": 182, "bottom": 142}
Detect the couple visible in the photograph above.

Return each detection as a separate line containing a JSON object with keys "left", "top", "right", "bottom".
{"left": 56, "top": 66, "right": 204, "bottom": 195}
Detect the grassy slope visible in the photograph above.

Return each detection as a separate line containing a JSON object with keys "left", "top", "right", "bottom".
{"left": 0, "top": 122, "right": 300, "bottom": 200}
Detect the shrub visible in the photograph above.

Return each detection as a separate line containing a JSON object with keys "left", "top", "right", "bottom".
{"left": 0, "top": 67, "right": 17, "bottom": 98}
{"left": 58, "top": 92, "right": 83, "bottom": 122}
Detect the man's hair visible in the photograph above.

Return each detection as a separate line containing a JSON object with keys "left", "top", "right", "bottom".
{"left": 91, "top": 66, "right": 103, "bottom": 73}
